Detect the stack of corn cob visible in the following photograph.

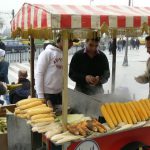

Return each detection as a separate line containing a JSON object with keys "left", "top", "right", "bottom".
{"left": 100, "top": 99, "right": 150, "bottom": 129}
{"left": 14, "top": 98, "right": 55, "bottom": 124}
{"left": 14, "top": 98, "right": 63, "bottom": 136}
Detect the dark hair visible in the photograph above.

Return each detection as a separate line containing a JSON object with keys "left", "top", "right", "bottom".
{"left": 86, "top": 37, "right": 100, "bottom": 43}
{"left": 145, "top": 36, "right": 150, "bottom": 41}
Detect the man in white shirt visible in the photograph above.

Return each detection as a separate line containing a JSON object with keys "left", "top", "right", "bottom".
{"left": 35, "top": 35, "right": 77, "bottom": 150}
{"left": 35, "top": 35, "right": 77, "bottom": 106}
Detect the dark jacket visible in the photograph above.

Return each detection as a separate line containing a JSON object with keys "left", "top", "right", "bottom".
{"left": 0, "top": 41, "right": 5, "bottom": 50}
{"left": 9, "top": 78, "right": 30, "bottom": 104}
{"left": 0, "top": 60, "right": 9, "bottom": 83}
{"left": 69, "top": 49, "right": 110, "bottom": 95}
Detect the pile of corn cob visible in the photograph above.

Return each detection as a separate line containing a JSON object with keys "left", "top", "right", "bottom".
{"left": 14, "top": 98, "right": 63, "bottom": 137}
{"left": 100, "top": 99, "right": 150, "bottom": 129}
{"left": 14, "top": 98, "right": 55, "bottom": 124}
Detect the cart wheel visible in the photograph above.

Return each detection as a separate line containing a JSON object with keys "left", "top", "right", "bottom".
{"left": 121, "top": 141, "right": 150, "bottom": 150}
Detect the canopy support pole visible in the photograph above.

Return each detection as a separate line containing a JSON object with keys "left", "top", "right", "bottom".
{"left": 30, "top": 36, "right": 35, "bottom": 97}
{"left": 111, "top": 38, "right": 117, "bottom": 93}
{"left": 62, "top": 30, "right": 68, "bottom": 128}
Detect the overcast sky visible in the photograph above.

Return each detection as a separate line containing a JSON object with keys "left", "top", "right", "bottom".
{"left": 1, "top": 0, "right": 150, "bottom": 28}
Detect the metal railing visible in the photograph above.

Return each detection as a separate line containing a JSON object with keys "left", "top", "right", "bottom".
{"left": 5, "top": 47, "right": 43, "bottom": 63}
{"left": 5, "top": 45, "right": 82, "bottom": 63}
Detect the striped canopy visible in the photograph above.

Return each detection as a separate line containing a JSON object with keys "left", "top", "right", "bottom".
{"left": 11, "top": 3, "right": 150, "bottom": 38}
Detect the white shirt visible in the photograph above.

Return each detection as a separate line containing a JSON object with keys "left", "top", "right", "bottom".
{"left": 35, "top": 45, "right": 63, "bottom": 98}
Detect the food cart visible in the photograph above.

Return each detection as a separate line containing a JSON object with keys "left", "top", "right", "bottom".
{"left": 10, "top": 3, "right": 150, "bottom": 150}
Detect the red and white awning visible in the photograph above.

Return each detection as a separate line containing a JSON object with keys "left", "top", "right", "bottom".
{"left": 11, "top": 3, "right": 150, "bottom": 38}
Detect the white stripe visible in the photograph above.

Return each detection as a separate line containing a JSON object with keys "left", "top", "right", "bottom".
{"left": 30, "top": 5, "right": 34, "bottom": 28}
{"left": 141, "top": 16, "right": 148, "bottom": 24}
{"left": 37, "top": 9, "right": 42, "bottom": 28}
{"left": 47, "top": 13, "right": 51, "bottom": 28}
{"left": 51, "top": 14, "right": 60, "bottom": 28}
{"left": 91, "top": 15, "right": 100, "bottom": 29}
{"left": 24, "top": 4, "right": 28, "bottom": 30}
{"left": 109, "top": 16, "right": 117, "bottom": 28}
{"left": 19, "top": 8, "right": 22, "bottom": 28}
{"left": 126, "top": 16, "right": 133, "bottom": 27}
{"left": 71, "top": 15, "right": 81, "bottom": 29}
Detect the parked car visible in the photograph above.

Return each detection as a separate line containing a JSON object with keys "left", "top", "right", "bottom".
{"left": 3, "top": 40, "right": 29, "bottom": 53}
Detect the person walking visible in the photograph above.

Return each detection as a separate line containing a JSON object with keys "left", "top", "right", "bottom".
{"left": 135, "top": 35, "right": 150, "bottom": 98}
{"left": 0, "top": 49, "right": 9, "bottom": 84}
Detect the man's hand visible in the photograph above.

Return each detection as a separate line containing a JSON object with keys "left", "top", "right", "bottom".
{"left": 85, "top": 75, "right": 95, "bottom": 84}
{"left": 85, "top": 75, "right": 100, "bottom": 85}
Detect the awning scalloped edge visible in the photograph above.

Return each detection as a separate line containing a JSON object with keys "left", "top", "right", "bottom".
{"left": 11, "top": 22, "right": 150, "bottom": 39}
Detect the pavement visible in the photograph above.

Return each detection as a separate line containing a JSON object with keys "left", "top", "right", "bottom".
{"left": 8, "top": 45, "right": 149, "bottom": 100}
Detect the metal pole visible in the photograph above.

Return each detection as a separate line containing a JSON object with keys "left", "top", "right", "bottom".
{"left": 111, "top": 38, "right": 117, "bottom": 93}
{"left": 123, "top": 0, "right": 132, "bottom": 66}
{"left": 30, "top": 36, "right": 35, "bottom": 97}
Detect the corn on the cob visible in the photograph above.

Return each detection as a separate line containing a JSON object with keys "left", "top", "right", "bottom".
{"left": 104, "top": 103, "right": 118, "bottom": 126}
{"left": 125, "top": 103, "right": 137, "bottom": 124}
{"left": 100, "top": 105, "right": 115, "bottom": 129}
{"left": 16, "top": 98, "right": 44, "bottom": 106}
{"left": 120, "top": 103, "right": 133, "bottom": 124}
{"left": 27, "top": 107, "right": 53, "bottom": 117}
{"left": 31, "top": 113, "right": 55, "bottom": 121}
{"left": 110, "top": 103, "right": 122, "bottom": 124}
{"left": 132, "top": 101, "right": 145, "bottom": 121}
{"left": 143, "top": 99, "right": 150, "bottom": 112}
{"left": 140, "top": 100, "right": 150, "bottom": 118}
{"left": 31, "top": 117, "right": 54, "bottom": 123}
{"left": 23, "top": 104, "right": 47, "bottom": 113}
{"left": 136, "top": 101, "right": 149, "bottom": 120}
{"left": 115, "top": 103, "right": 128, "bottom": 124}
{"left": 128, "top": 102, "right": 141, "bottom": 122}
{"left": 18, "top": 100, "right": 43, "bottom": 110}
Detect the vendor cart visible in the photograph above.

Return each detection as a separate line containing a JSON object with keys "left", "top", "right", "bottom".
{"left": 10, "top": 3, "right": 150, "bottom": 150}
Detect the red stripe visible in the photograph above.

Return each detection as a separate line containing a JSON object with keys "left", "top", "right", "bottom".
{"left": 41, "top": 10, "right": 47, "bottom": 28}
{"left": 81, "top": 15, "right": 91, "bottom": 28}
{"left": 13, "top": 20, "right": 15, "bottom": 31}
{"left": 117, "top": 16, "right": 126, "bottom": 28}
{"left": 51, "top": 5, "right": 68, "bottom": 14}
{"left": 148, "top": 16, "right": 150, "bottom": 26}
{"left": 33, "top": 7, "right": 38, "bottom": 28}
{"left": 133, "top": 16, "right": 141, "bottom": 27}
{"left": 68, "top": 5, "right": 86, "bottom": 14}
{"left": 100, "top": 15, "right": 109, "bottom": 26}
{"left": 27, "top": 4, "right": 31, "bottom": 28}
{"left": 21, "top": 6, "right": 25, "bottom": 30}
{"left": 16, "top": 13, "right": 20, "bottom": 28}
{"left": 83, "top": 6, "right": 101, "bottom": 15}
{"left": 61, "top": 15, "right": 71, "bottom": 28}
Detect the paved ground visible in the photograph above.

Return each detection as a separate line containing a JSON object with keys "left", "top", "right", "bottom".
{"left": 8, "top": 46, "right": 149, "bottom": 100}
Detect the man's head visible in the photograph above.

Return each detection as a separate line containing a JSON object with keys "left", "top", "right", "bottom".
{"left": 56, "top": 34, "right": 78, "bottom": 50}
{"left": 18, "top": 70, "right": 28, "bottom": 79}
{"left": 85, "top": 37, "right": 100, "bottom": 54}
{"left": 145, "top": 36, "right": 150, "bottom": 54}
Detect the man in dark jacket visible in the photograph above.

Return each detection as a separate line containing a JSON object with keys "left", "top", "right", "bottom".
{"left": 0, "top": 49, "right": 9, "bottom": 84}
{"left": 0, "top": 40, "right": 5, "bottom": 50}
{"left": 69, "top": 37, "right": 110, "bottom": 95}
{"left": 9, "top": 70, "right": 30, "bottom": 104}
